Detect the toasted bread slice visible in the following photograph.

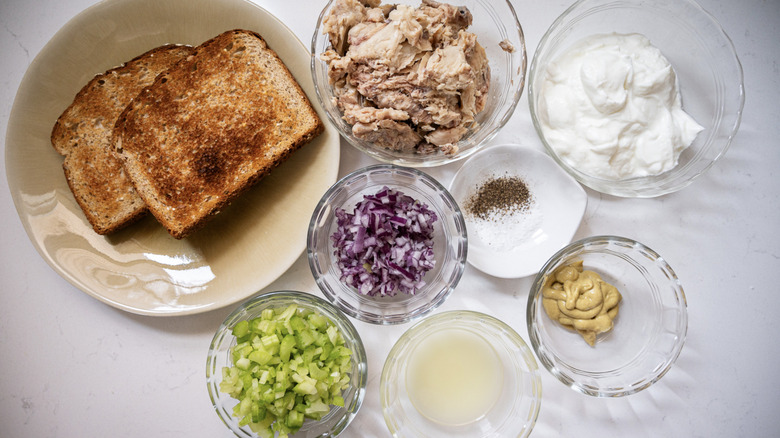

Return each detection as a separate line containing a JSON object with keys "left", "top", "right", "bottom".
{"left": 51, "top": 44, "right": 194, "bottom": 234}
{"left": 113, "top": 29, "right": 324, "bottom": 239}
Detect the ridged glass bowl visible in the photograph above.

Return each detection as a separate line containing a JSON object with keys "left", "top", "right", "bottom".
{"left": 206, "top": 291, "right": 367, "bottom": 437}
{"left": 528, "top": 0, "right": 744, "bottom": 197}
{"left": 381, "top": 310, "right": 542, "bottom": 437}
{"left": 307, "top": 165, "right": 467, "bottom": 325}
{"left": 311, "top": 0, "right": 526, "bottom": 167}
{"left": 527, "top": 236, "right": 688, "bottom": 397}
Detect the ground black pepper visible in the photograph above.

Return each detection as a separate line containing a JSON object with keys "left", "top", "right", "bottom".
{"left": 464, "top": 174, "right": 533, "bottom": 221}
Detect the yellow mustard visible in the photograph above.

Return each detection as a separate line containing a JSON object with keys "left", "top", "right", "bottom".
{"left": 541, "top": 260, "right": 622, "bottom": 346}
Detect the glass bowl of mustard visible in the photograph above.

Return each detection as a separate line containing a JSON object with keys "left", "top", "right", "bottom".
{"left": 527, "top": 235, "right": 688, "bottom": 397}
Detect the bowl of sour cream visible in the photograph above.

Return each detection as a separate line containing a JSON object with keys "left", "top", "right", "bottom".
{"left": 528, "top": 0, "right": 744, "bottom": 197}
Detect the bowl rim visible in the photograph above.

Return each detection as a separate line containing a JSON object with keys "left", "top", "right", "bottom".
{"left": 527, "top": 0, "right": 745, "bottom": 197}
{"left": 526, "top": 235, "right": 688, "bottom": 397}
{"left": 380, "top": 309, "right": 542, "bottom": 437}
{"left": 306, "top": 164, "right": 468, "bottom": 325}
{"left": 309, "top": 0, "right": 528, "bottom": 168}
{"left": 205, "top": 290, "right": 368, "bottom": 437}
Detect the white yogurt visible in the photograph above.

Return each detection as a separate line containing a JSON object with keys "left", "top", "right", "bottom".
{"left": 538, "top": 33, "right": 703, "bottom": 180}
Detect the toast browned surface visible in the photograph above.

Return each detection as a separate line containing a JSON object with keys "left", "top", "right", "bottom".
{"left": 51, "top": 44, "right": 194, "bottom": 234}
{"left": 113, "top": 29, "right": 324, "bottom": 239}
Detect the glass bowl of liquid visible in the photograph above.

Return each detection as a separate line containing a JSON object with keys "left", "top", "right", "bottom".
{"left": 380, "top": 310, "right": 541, "bottom": 437}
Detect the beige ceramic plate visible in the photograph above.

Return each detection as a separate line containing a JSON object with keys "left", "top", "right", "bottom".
{"left": 5, "top": 0, "right": 340, "bottom": 316}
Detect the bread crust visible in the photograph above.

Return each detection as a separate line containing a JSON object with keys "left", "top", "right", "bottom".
{"left": 51, "top": 44, "right": 194, "bottom": 234}
{"left": 113, "top": 29, "right": 324, "bottom": 239}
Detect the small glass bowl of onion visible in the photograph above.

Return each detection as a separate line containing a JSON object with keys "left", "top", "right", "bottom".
{"left": 307, "top": 164, "right": 468, "bottom": 325}
{"left": 381, "top": 310, "right": 542, "bottom": 437}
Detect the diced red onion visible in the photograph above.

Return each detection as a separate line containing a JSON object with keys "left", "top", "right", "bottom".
{"left": 330, "top": 186, "right": 437, "bottom": 296}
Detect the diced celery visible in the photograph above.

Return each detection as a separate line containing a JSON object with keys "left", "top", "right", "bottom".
{"left": 279, "top": 335, "right": 296, "bottom": 362}
{"left": 235, "top": 357, "right": 251, "bottom": 371}
{"left": 248, "top": 348, "right": 272, "bottom": 365}
{"left": 220, "top": 305, "right": 354, "bottom": 436}
{"left": 254, "top": 319, "right": 274, "bottom": 335}
{"left": 313, "top": 331, "right": 329, "bottom": 348}
{"left": 307, "top": 313, "right": 328, "bottom": 330}
{"left": 250, "top": 402, "right": 267, "bottom": 423}
{"left": 261, "top": 334, "right": 280, "bottom": 349}
{"left": 241, "top": 373, "right": 253, "bottom": 391}
{"left": 250, "top": 318, "right": 264, "bottom": 334}
{"left": 248, "top": 416, "right": 275, "bottom": 437}
{"left": 326, "top": 326, "right": 339, "bottom": 346}
{"left": 298, "top": 329, "right": 316, "bottom": 348}
{"left": 278, "top": 304, "right": 298, "bottom": 321}
{"left": 293, "top": 379, "right": 318, "bottom": 396}
{"left": 234, "top": 340, "right": 250, "bottom": 352}
{"left": 304, "top": 399, "right": 330, "bottom": 417}
{"left": 290, "top": 315, "right": 306, "bottom": 332}
{"left": 232, "top": 320, "right": 250, "bottom": 338}
{"left": 238, "top": 343, "right": 254, "bottom": 357}
{"left": 309, "top": 363, "right": 328, "bottom": 381}
{"left": 320, "top": 342, "right": 333, "bottom": 361}
{"left": 287, "top": 409, "right": 304, "bottom": 429}
{"left": 302, "top": 346, "right": 317, "bottom": 364}
{"left": 280, "top": 392, "right": 295, "bottom": 410}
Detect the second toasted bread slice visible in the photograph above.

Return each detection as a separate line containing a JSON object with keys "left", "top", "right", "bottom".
{"left": 113, "top": 29, "right": 324, "bottom": 239}
{"left": 51, "top": 44, "right": 194, "bottom": 235}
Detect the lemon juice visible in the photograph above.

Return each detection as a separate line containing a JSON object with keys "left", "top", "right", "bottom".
{"left": 405, "top": 328, "right": 504, "bottom": 425}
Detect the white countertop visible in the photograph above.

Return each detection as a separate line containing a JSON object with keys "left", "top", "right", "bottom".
{"left": 1, "top": 0, "right": 778, "bottom": 436}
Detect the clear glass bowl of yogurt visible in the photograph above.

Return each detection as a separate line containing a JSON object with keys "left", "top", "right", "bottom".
{"left": 528, "top": 0, "right": 744, "bottom": 197}
{"left": 311, "top": 0, "right": 526, "bottom": 167}
{"left": 381, "top": 310, "right": 542, "bottom": 437}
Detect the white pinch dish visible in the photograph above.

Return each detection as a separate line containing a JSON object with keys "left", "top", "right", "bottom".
{"left": 449, "top": 144, "right": 587, "bottom": 278}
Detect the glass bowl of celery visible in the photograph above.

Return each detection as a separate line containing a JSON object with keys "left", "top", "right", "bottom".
{"left": 206, "top": 290, "right": 367, "bottom": 437}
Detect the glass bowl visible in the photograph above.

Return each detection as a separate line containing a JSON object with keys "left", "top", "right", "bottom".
{"left": 527, "top": 236, "right": 687, "bottom": 397}
{"left": 381, "top": 310, "right": 542, "bottom": 437}
{"left": 311, "top": 0, "right": 526, "bottom": 167}
{"left": 307, "top": 165, "right": 467, "bottom": 325}
{"left": 206, "top": 291, "right": 367, "bottom": 437}
{"left": 527, "top": 0, "right": 744, "bottom": 197}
